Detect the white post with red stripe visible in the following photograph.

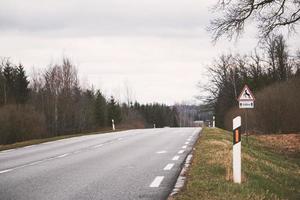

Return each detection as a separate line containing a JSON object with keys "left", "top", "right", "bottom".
{"left": 233, "top": 116, "right": 241, "bottom": 183}
{"left": 112, "top": 119, "right": 115, "bottom": 131}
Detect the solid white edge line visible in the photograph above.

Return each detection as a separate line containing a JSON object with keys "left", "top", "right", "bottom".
{"left": 150, "top": 176, "right": 164, "bottom": 187}
{"left": 164, "top": 163, "right": 174, "bottom": 170}
{"left": 172, "top": 155, "right": 180, "bottom": 160}
{"left": 0, "top": 149, "right": 15, "bottom": 154}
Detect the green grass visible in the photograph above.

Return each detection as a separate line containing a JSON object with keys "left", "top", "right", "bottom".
{"left": 0, "top": 128, "right": 123, "bottom": 151}
{"left": 173, "top": 128, "right": 300, "bottom": 200}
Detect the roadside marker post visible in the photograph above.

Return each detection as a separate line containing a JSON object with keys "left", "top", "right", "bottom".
{"left": 112, "top": 119, "right": 115, "bottom": 131}
{"left": 233, "top": 116, "right": 241, "bottom": 184}
{"left": 213, "top": 116, "right": 215, "bottom": 128}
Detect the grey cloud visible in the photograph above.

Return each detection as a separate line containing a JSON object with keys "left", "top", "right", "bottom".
{"left": 0, "top": 0, "right": 211, "bottom": 37}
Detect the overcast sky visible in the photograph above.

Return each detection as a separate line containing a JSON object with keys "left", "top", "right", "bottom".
{"left": 0, "top": 0, "right": 299, "bottom": 105}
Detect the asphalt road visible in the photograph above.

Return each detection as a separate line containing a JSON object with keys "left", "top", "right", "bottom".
{"left": 0, "top": 127, "right": 201, "bottom": 200}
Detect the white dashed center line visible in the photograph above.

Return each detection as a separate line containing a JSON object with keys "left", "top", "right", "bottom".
{"left": 178, "top": 150, "right": 184, "bottom": 154}
{"left": 93, "top": 144, "right": 104, "bottom": 148}
{"left": 185, "top": 142, "right": 189, "bottom": 145}
{"left": 172, "top": 155, "right": 180, "bottom": 161}
{"left": 150, "top": 176, "right": 164, "bottom": 187}
{"left": 164, "top": 163, "right": 174, "bottom": 170}
{"left": 156, "top": 151, "right": 167, "bottom": 154}
{"left": 0, "top": 169, "right": 13, "bottom": 174}
{"left": 182, "top": 145, "right": 187, "bottom": 149}
{"left": 56, "top": 153, "right": 69, "bottom": 158}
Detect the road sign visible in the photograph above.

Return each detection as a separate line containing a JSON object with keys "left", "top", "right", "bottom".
{"left": 239, "top": 101, "right": 254, "bottom": 109}
{"left": 238, "top": 85, "right": 255, "bottom": 109}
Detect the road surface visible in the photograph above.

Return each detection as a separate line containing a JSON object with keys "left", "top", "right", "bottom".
{"left": 0, "top": 127, "right": 201, "bottom": 200}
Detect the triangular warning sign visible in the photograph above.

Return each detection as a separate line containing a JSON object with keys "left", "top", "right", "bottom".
{"left": 238, "top": 85, "right": 255, "bottom": 101}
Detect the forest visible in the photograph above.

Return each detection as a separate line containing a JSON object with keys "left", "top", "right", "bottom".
{"left": 0, "top": 58, "right": 179, "bottom": 145}
{"left": 202, "top": 34, "right": 300, "bottom": 133}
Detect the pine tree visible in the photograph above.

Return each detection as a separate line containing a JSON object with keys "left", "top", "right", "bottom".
{"left": 107, "top": 96, "right": 122, "bottom": 124}
{"left": 94, "top": 90, "right": 107, "bottom": 127}
{"left": 15, "top": 64, "right": 29, "bottom": 104}
{"left": 0, "top": 66, "right": 5, "bottom": 105}
{"left": 3, "top": 62, "right": 17, "bottom": 104}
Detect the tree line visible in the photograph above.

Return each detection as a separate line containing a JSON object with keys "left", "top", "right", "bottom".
{"left": 0, "top": 58, "right": 178, "bottom": 145}
{"left": 201, "top": 34, "right": 300, "bottom": 133}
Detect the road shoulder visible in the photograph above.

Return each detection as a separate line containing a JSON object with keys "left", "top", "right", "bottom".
{"left": 171, "top": 128, "right": 300, "bottom": 200}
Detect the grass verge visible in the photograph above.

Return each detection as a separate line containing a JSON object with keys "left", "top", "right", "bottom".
{"left": 173, "top": 128, "right": 300, "bottom": 200}
{"left": 0, "top": 128, "right": 125, "bottom": 152}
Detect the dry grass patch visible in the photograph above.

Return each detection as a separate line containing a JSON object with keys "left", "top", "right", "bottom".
{"left": 174, "top": 128, "right": 300, "bottom": 200}
{"left": 255, "top": 133, "right": 300, "bottom": 156}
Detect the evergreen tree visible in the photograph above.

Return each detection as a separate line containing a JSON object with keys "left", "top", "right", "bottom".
{"left": 94, "top": 90, "right": 107, "bottom": 127}
{"left": 3, "top": 62, "right": 17, "bottom": 104}
{"left": 0, "top": 66, "right": 5, "bottom": 105}
{"left": 107, "top": 96, "right": 122, "bottom": 124}
{"left": 15, "top": 64, "right": 29, "bottom": 104}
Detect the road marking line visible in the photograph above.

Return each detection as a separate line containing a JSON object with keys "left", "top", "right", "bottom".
{"left": 172, "top": 155, "right": 180, "bottom": 160}
{"left": 0, "top": 169, "right": 13, "bottom": 174}
{"left": 182, "top": 145, "right": 187, "bottom": 149}
{"left": 28, "top": 160, "right": 43, "bottom": 166}
{"left": 178, "top": 150, "right": 184, "bottom": 154}
{"left": 93, "top": 144, "right": 104, "bottom": 148}
{"left": 185, "top": 142, "right": 189, "bottom": 145}
{"left": 56, "top": 153, "right": 69, "bottom": 158}
{"left": 150, "top": 176, "right": 164, "bottom": 187}
{"left": 164, "top": 163, "right": 174, "bottom": 170}
{"left": 187, "top": 138, "right": 191, "bottom": 141}
{"left": 156, "top": 151, "right": 167, "bottom": 154}
{"left": 0, "top": 149, "right": 15, "bottom": 154}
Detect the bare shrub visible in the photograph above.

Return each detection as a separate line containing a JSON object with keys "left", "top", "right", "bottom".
{"left": 225, "top": 77, "right": 300, "bottom": 134}
{"left": 0, "top": 105, "right": 47, "bottom": 144}
{"left": 255, "top": 77, "right": 300, "bottom": 133}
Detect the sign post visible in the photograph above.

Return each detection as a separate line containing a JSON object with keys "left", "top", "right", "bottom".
{"left": 237, "top": 85, "right": 255, "bottom": 142}
{"left": 233, "top": 116, "right": 241, "bottom": 183}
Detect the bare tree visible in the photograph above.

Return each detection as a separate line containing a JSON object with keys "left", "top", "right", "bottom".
{"left": 209, "top": 0, "right": 300, "bottom": 41}
{"left": 264, "top": 34, "right": 291, "bottom": 81}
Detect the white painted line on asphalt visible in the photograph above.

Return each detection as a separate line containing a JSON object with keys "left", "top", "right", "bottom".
{"left": 185, "top": 142, "right": 189, "bottom": 145}
{"left": 93, "top": 144, "right": 104, "bottom": 148}
{"left": 0, "top": 169, "right": 13, "bottom": 174}
{"left": 56, "top": 153, "right": 69, "bottom": 158}
{"left": 164, "top": 163, "right": 174, "bottom": 170}
{"left": 156, "top": 151, "right": 167, "bottom": 154}
{"left": 22, "top": 145, "right": 33, "bottom": 149}
{"left": 178, "top": 150, "right": 184, "bottom": 154}
{"left": 187, "top": 138, "right": 191, "bottom": 141}
{"left": 0, "top": 149, "right": 15, "bottom": 154}
{"left": 172, "top": 155, "right": 180, "bottom": 161}
{"left": 73, "top": 150, "right": 82, "bottom": 154}
{"left": 182, "top": 145, "right": 187, "bottom": 149}
{"left": 150, "top": 176, "right": 164, "bottom": 187}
